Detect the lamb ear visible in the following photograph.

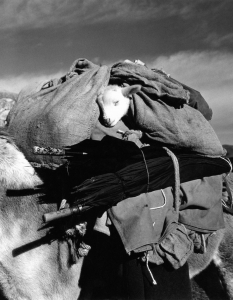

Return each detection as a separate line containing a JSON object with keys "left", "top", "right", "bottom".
{"left": 121, "top": 85, "right": 141, "bottom": 97}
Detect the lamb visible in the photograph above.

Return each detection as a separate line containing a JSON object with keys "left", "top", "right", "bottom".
{"left": 97, "top": 84, "right": 141, "bottom": 127}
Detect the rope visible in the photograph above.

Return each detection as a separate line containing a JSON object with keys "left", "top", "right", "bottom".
{"left": 201, "top": 234, "right": 207, "bottom": 253}
{"left": 146, "top": 252, "right": 157, "bottom": 285}
{"left": 150, "top": 189, "right": 167, "bottom": 211}
{"left": 222, "top": 174, "right": 233, "bottom": 208}
{"left": 162, "top": 147, "right": 180, "bottom": 213}
{"left": 220, "top": 157, "right": 232, "bottom": 173}
{"left": 140, "top": 148, "right": 150, "bottom": 193}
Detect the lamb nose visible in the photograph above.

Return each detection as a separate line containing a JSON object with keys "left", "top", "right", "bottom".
{"left": 103, "top": 117, "right": 111, "bottom": 127}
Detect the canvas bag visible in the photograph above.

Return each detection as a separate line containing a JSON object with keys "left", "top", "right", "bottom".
{"left": 8, "top": 59, "right": 110, "bottom": 167}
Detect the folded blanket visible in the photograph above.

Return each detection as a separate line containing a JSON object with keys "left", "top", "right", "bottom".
{"left": 110, "top": 61, "right": 224, "bottom": 157}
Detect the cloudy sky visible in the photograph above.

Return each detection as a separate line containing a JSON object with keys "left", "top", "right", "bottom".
{"left": 0, "top": 0, "right": 232, "bottom": 143}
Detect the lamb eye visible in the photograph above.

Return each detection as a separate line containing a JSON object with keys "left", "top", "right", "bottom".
{"left": 114, "top": 101, "right": 119, "bottom": 106}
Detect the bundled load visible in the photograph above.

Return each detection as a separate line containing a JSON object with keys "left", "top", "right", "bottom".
{"left": 8, "top": 58, "right": 226, "bottom": 167}
{"left": 7, "top": 58, "right": 232, "bottom": 269}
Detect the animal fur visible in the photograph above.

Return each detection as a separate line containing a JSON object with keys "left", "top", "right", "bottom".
{"left": 0, "top": 131, "right": 42, "bottom": 189}
{"left": 0, "top": 130, "right": 83, "bottom": 300}
{"left": 1, "top": 130, "right": 233, "bottom": 299}
{"left": 97, "top": 84, "right": 141, "bottom": 127}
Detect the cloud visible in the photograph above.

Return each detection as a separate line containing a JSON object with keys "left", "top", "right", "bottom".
{"left": 205, "top": 33, "right": 233, "bottom": 48}
{"left": 148, "top": 51, "right": 233, "bottom": 89}
{"left": 0, "top": 0, "right": 76, "bottom": 30}
{"left": 0, "top": 0, "right": 223, "bottom": 30}
{"left": 146, "top": 50, "right": 233, "bottom": 143}
{"left": 0, "top": 70, "right": 65, "bottom": 94}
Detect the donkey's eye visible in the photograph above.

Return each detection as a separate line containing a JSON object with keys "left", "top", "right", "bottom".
{"left": 114, "top": 101, "right": 119, "bottom": 106}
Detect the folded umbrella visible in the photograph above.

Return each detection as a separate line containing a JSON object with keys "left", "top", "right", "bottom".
{"left": 71, "top": 151, "right": 232, "bottom": 209}
{"left": 42, "top": 136, "right": 232, "bottom": 222}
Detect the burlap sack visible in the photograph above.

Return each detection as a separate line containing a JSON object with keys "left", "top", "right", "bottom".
{"left": 8, "top": 59, "right": 110, "bottom": 167}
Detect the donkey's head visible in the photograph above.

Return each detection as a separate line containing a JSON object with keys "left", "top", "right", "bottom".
{"left": 0, "top": 131, "right": 42, "bottom": 190}
{"left": 97, "top": 84, "right": 141, "bottom": 127}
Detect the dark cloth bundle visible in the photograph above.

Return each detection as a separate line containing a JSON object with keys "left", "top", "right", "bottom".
{"left": 68, "top": 136, "right": 231, "bottom": 209}
{"left": 110, "top": 61, "right": 224, "bottom": 156}
{"left": 108, "top": 175, "right": 224, "bottom": 254}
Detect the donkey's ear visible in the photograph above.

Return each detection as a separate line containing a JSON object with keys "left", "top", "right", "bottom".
{"left": 121, "top": 85, "right": 141, "bottom": 98}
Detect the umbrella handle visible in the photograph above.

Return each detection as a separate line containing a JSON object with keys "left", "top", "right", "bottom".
{"left": 43, "top": 206, "right": 87, "bottom": 223}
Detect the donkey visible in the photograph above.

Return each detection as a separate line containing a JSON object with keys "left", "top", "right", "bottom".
{"left": 189, "top": 211, "right": 233, "bottom": 299}
{"left": 1, "top": 129, "right": 233, "bottom": 299}
{"left": 0, "top": 130, "right": 83, "bottom": 300}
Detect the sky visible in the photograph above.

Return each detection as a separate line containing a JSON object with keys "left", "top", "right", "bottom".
{"left": 0, "top": 0, "right": 232, "bottom": 144}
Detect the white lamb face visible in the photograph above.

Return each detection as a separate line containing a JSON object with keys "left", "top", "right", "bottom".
{"left": 97, "top": 85, "right": 141, "bottom": 127}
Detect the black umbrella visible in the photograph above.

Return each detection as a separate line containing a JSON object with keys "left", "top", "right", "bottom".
{"left": 42, "top": 136, "right": 232, "bottom": 222}
{"left": 70, "top": 149, "right": 231, "bottom": 208}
